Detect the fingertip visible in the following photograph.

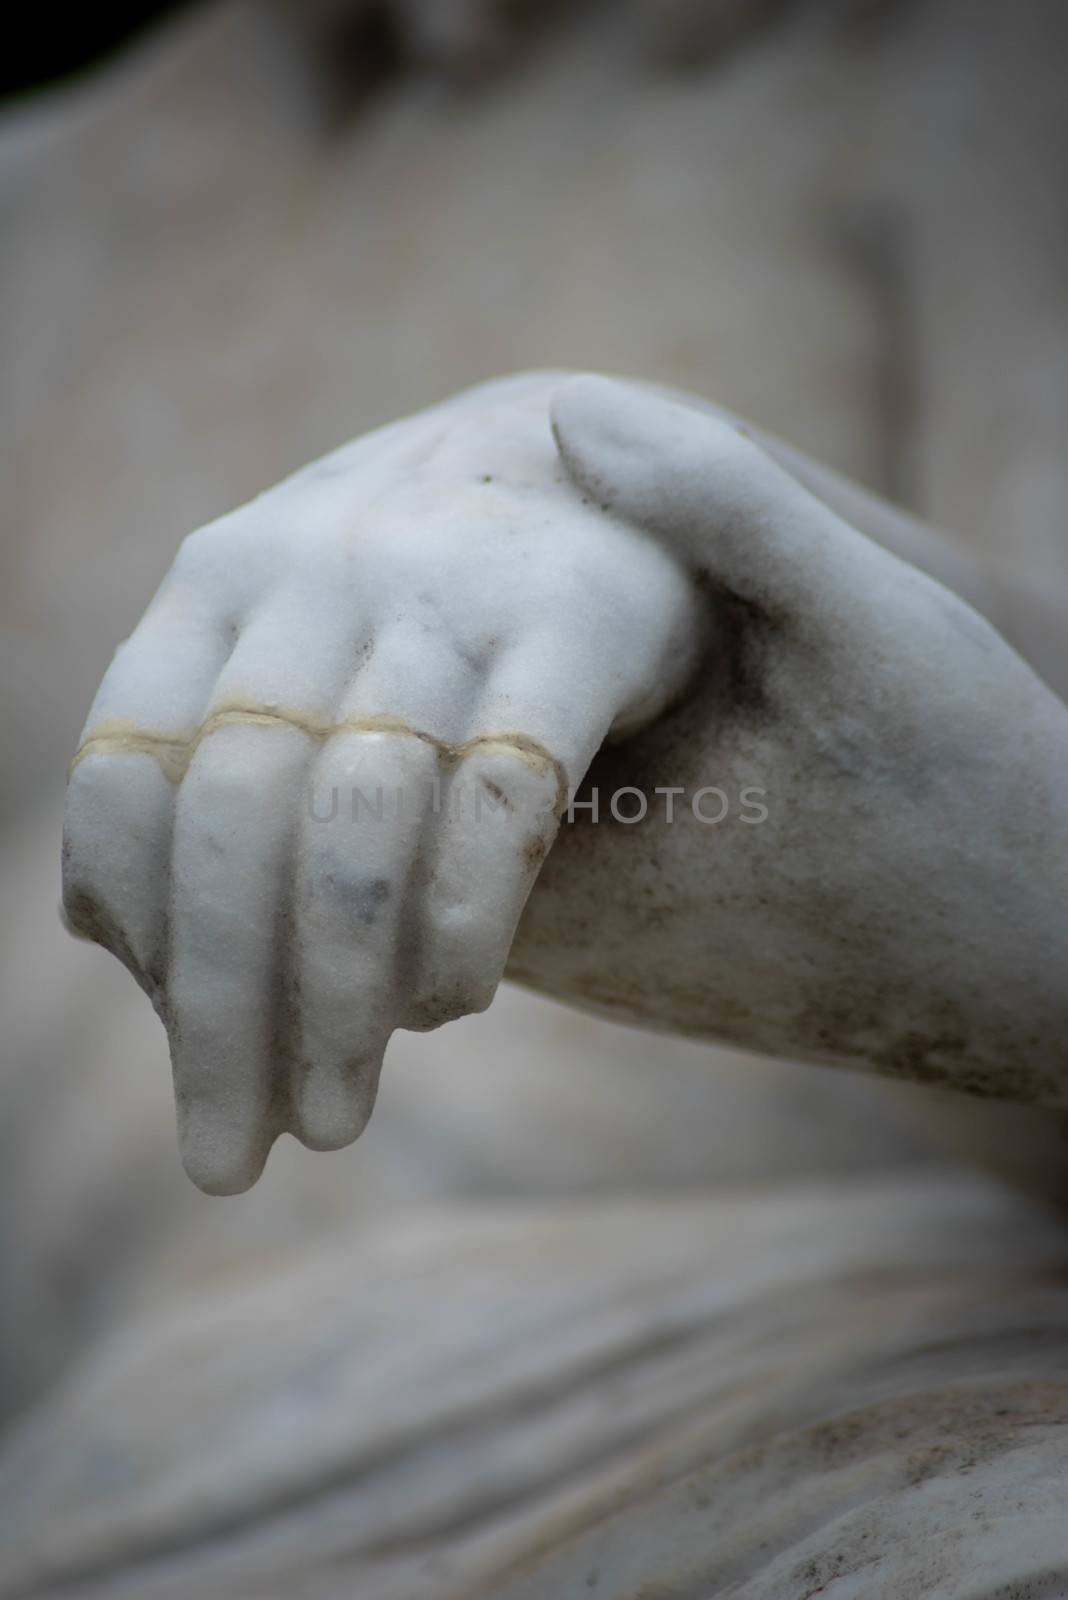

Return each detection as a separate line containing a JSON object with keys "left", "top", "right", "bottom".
{"left": 177, "top": 1116, "right": 274, "bottom": 1196}
{"left": 404, "top": 975, "right": 498, "bottom": 1033}
{"left": 293, "top": 1051, "right": 383, "bottom": 1153}
{"left": 552, "top": 375, "right": 849, "bottom": 600}
{"left": 173, "top": 1060, "right": 277, "bottom": 1196}
{"left": 550, "top": 371, "right": 627, "bottom": 425}
{"left": 551, "top": 375, "right": 717, "bottom": 546}
{"left": 550, "top": 374, "right": 643, "bottom": 500}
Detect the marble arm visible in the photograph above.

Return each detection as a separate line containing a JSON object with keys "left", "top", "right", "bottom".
{"left": 513, "top": 378, "right": 1068, "bottom": 1098}
{"left": 62, "top": 372, "right": 1068, "bottom": 1193}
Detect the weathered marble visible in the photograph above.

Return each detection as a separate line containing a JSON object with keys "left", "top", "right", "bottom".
{"left": 6, "top": 5, "right": 1068, "bottom": 1598}
{"left": 62, "top": 372, "right": 703, "bottom": 1193}
{"left": 2, "top": 1174, "right": 1065, "bottom": 1599}
{"left": 64, "top": 372, "right": 1068, "bottom": 1193}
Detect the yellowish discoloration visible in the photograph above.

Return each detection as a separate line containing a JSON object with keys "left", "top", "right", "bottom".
{"left": 70, "top": 705, "right": 569, "bottom": 813}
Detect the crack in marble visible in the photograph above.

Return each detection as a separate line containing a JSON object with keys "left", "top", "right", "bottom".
{"left": 70, "top": 707, "right": 569, "bottom": 813}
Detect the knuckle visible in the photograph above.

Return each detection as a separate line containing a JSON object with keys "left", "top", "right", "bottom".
{"left": 172, "top": 520, "right": 225, "bottom": 578}
{"left": 170, "top": 509, "right": 273, "bottom": 600}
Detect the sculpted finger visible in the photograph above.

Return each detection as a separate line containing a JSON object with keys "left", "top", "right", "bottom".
{"left": 168, "top": 724, "right": 311, "bottom": 1193}
{"left": 550, "top": 375, "right": 868, "bottom": 610}
{"left": 63, "top": 592, "right": 235, "bottom": 992}
{"left": 292, "top": 635, "right": 477, "bottom": 1151}
{"left": 405, "top": 635, "right": 637, "bottom": 1031}
{"left": 642, "top": 378, "right": 997, "bottom": 616}
{"left": 294, "top": 737, "right": 436, "bottom": 1149}
{"left": 166, "top": 605, "right": 360, "bottom": 1194}
{"left": 404, "top": 741, "right": 562, "bottom": 1030}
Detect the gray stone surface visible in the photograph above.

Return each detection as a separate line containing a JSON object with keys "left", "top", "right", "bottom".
{"left": 3, "top": 1, "right": 1068, "bottom": 1593}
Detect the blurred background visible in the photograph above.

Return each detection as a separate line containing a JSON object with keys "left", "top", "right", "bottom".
{"left": 1, "top": 0, "right": 1066, "bottom": 1577}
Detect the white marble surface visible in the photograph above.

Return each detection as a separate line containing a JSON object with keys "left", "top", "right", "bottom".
{"left": 6, "top": 3, "right": 1068, "bottom": 1593}
{"left": 63, "top": 372, "right": 1068, "bottom": 1193}
{"left": 62, "top": 372, "right": 703, "bottom": 1192}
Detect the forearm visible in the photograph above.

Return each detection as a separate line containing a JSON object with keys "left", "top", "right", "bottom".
{"left": 512, "top": 382, "right": 1068, "bottom": 1104}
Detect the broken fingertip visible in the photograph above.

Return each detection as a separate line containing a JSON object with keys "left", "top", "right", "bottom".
{"left": 403, "top": 975, "right": 498, "bottom": 1033}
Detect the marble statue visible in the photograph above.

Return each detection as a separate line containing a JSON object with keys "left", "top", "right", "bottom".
{"left": 5, "top": 1172, "right": 1068, "bottom": 1600}
{"left": 63, "top": 372, "right": 1068, "bottom": 1194}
